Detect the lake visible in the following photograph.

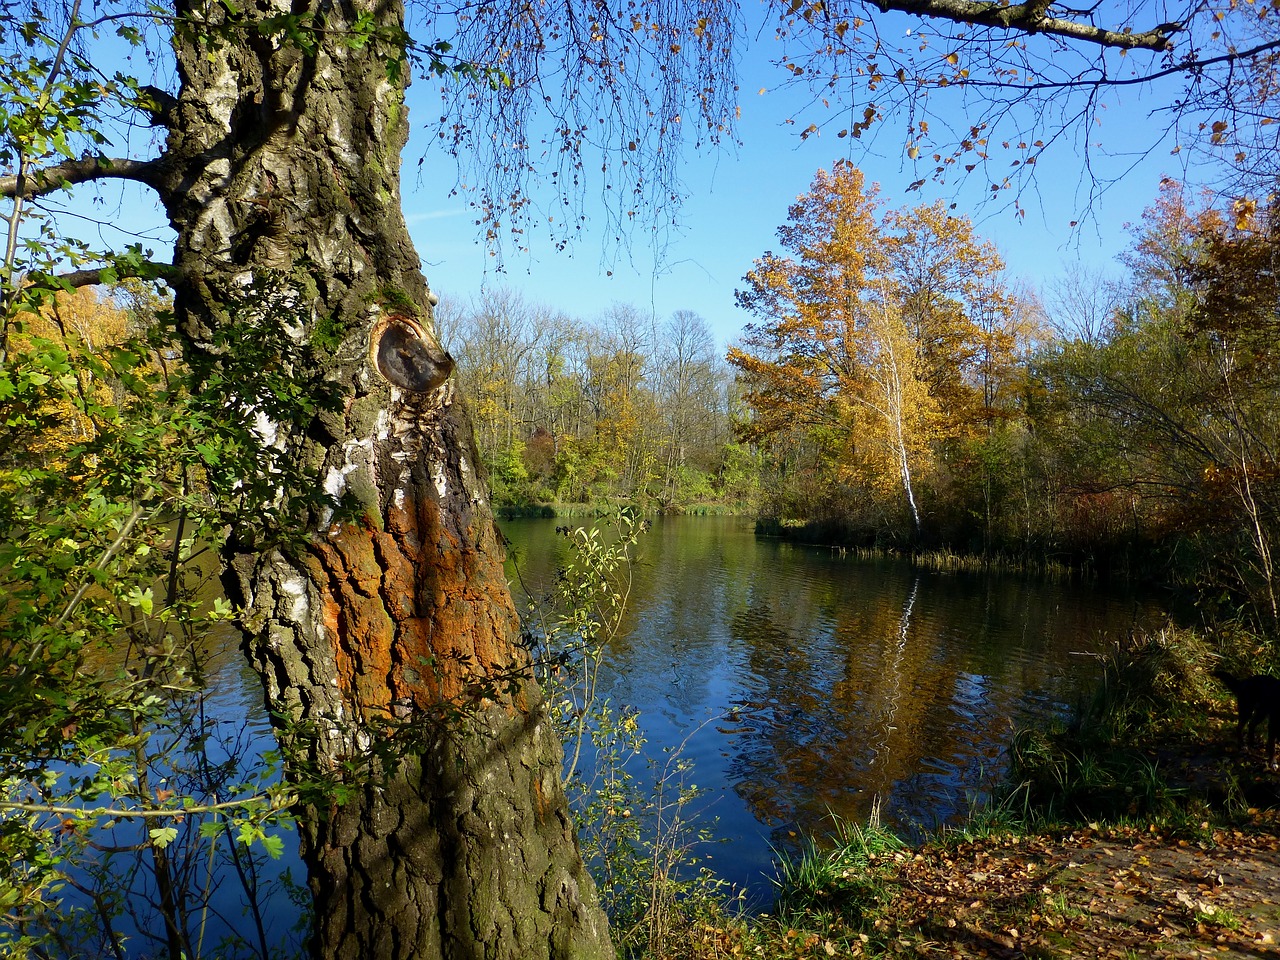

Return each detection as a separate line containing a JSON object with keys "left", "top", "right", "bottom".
{"left": 56, "top": 513, "right": 1170, "bottom": 953}
{"left": 501, "top": 514, "right": 1171, "bottom": 900}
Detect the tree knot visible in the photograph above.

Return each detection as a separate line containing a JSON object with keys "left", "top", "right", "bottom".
{"left": 370, "top": 313, "right": 455, "bottom": 396}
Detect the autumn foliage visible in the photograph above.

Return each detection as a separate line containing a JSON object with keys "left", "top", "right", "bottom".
{"left": 2, "top": 288, "right": 133, "bottom": 463}
{"left": 728, "top": 170, "right": 1280, "bottom": 627}
{"left": 729, "top": 161, "right": 1034, "bottom": 541}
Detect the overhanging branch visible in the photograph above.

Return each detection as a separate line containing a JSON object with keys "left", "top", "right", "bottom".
{"left": 957, "top": 38, "right": 1280, "bottom": 93}
{"left": 0, "top": 156, "right": 161, "bottom": 200}
{"left": 869, "top": 0, "right": 1181, "bottom": 50}
{"left": 36, "top": 261, "right": 180, "bottom": 290}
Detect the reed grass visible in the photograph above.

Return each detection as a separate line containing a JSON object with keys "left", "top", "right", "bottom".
{"left": 772, "top": 806, "right": 906, "bottom": 926}
{"left": 817, "top": 543, "right": 1077, "bottom": 581}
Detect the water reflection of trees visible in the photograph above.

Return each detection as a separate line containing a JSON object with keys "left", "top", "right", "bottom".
{"left": 502, "top": 516, "right": 1172, "bottom": 883}
{"left": 727, "top": 570, "right": 940, "bottom": 841}
{"left": 722, "top": 561, "right": 1169, "bottom": 846}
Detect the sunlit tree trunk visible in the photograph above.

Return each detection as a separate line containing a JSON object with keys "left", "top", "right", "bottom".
{"left": 860, "top": 297, "right": 927, "bottom": 538}
{"left": 156, "top": 2, "right": 613, "bottom": 957}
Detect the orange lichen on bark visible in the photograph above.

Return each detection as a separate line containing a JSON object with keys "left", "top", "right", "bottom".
{"left": 306, "top": 522, "right": 398, "bottom": 716}
{"left": 382, "top": 493, "right": 524, "bottom": 708}
{"left": 306, "top": 488, "right": 526, "bottom": 723}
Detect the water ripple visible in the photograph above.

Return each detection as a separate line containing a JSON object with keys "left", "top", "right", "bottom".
{"left": 503, "top": 515, "right": 1170, "bottom": 903}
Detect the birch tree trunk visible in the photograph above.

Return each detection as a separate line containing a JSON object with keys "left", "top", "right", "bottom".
{"left": 153, "top": 2, "right": 613, "bottom": 956}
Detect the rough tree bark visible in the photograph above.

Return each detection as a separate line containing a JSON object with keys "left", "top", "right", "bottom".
{"left": 150, "top": 2, "right": 614, "bottom": 957}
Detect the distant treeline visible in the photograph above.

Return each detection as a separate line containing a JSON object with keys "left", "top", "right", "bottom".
{"left": 731, "top": 174, "right": 1280, "bottom": 629}
{"left": 437, "top": 290, "right": 758, "bottom": 512}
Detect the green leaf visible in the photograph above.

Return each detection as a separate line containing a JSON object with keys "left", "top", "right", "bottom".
{"left": 149, "top": 826, "right": 178, "bottom": 849}
{"left": 125, "top": 586, "right": 154, "bottom": 615}
{"left": 194, "top": 442, "right": 221, "bottom": 465}
{"left": 261, "top": 833, "right": 285, "bottom": 859}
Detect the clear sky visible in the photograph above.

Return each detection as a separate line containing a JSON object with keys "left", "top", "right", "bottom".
{"left": 399, "top": 21, "right": 1203, "bottom": 349}
{"left": 406, "top": 127, "right": 1159, "bottom": 350}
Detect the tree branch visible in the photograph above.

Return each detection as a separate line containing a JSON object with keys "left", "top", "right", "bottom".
{"left": 40, "top": 262, "right": 180, "bottom": 290}
{"left": 0, "top": 796, "right": 283, "bottom": 819}
{"left": 869, "top": 0, "right": 1180, "bottom": 50}
{"left": 0, "top": 156, "right": 161, "bottom": 200}
{"left": 959, "top": 38, "right": 1280, "bottom": 93}
{"left": 136, "top": 85, "right": 179, "bottom": 128}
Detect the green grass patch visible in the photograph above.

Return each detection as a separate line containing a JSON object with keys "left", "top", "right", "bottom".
{"left": 773, "top": 812, "right": 906, "bottom": 931}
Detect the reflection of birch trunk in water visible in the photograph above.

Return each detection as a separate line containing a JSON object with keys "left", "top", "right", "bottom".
{"left": 869, "top": 577, "right": 920, "bottom": 771}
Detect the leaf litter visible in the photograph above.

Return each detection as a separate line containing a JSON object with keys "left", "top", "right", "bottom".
{"left": 862, "top": 814, "right": 1280, "bottom": 958}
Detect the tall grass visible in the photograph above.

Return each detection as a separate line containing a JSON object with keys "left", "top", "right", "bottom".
{"left": 1003, "top": 624, "right": 1236, "bottom": 824}
{"left": 773, "top": 805, "right": 905, "bottom": 926}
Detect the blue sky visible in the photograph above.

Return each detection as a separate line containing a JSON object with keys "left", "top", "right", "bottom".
{"left": 406, "top": 128, "right": 1161, "bottom": 350}
{"left": 397, "top": 17, "right": 1208, "bottom": 349}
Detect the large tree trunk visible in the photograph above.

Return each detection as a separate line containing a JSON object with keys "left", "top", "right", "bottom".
{"left": 154, "top": 3, "right": 613, "bottom": 957}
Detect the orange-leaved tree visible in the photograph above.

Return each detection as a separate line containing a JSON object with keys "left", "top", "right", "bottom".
{"left": 730, "top": 161, "right": 1026, "bottom": 540}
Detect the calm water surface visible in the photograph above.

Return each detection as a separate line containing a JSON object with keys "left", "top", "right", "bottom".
{"left": 502, "top": 514, "right": 1171, "bottom": 899}
{"left": 64, "top": 514, "right": 1172, "bottom": 952}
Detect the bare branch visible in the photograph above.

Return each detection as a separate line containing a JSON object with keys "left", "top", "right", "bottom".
{"left": 0, "top": 156, "right": 161, "bottom": 200}
{"left": 959, "top": 38, "right": 1280, "bottom": 93}
{"left": 868, "top": 0, "right": 1180, "bottom": 50}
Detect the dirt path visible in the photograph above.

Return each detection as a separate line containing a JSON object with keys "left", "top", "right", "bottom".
{"left": 870, "top": 819, "right": 1280, "bottom": 958}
